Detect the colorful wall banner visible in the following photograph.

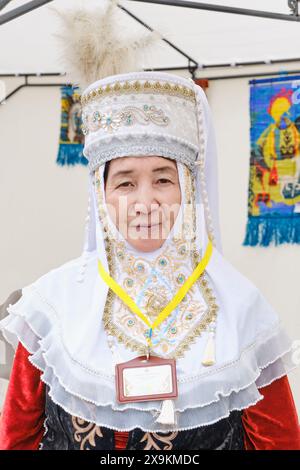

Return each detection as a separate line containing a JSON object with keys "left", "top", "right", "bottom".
{"left": 56, "top": 85, "right": 88, "bottom": 166}
{"left": 243, "top": 75, "right": 300, "bottom": 246}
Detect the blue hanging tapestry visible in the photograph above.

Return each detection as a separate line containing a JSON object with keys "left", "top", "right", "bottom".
{"left": 56, "top": 85, "right": 88, "bottom": 166}
{"left": 243, "top": 75, "right": 300, "bottom": 246}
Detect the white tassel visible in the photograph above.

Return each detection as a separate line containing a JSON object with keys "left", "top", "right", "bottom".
{"left": 201, "top": 332, "right": 216, "bottom": 366}
{"left": 154, "top": 399, "right": 176, "bottom": 425}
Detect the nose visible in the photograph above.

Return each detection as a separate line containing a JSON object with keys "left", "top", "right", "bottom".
{"left": 131, "top": 183, "right": 160, "bottom": 216}
{"left": 134, "top": 199, "right": 159, "bottom": 216}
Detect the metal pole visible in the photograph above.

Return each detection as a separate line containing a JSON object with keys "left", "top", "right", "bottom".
{"left": 2, "top": 55, "right": 300, "bottom": 78}
{"left": 0, "top": 81, "right": 72, "bottom": 105}
{"left": 204, "top": 69, "right": 300, "bottom": 81}
{"left": 128, "top": 0, "right": 300, "bottom": 22}
{"left": 0, "top": 73, "right": 64, "bottom": 77}
{"left": 288, "top": 0, "right": 300, "bottom": 16}
{"left": 143, "top": 66, "right": 300, "bottom": 81}
{"left": 0, "top": 0, "right": 53, "bottom": 26}
{"left": 1, "top": 0, "right": 300, "bottom": 25}
{"left": 0, "top": 0, "right": 12, "bottom": 12}
{"left": 143, "top": 56, "right": 300, "bottom": 72}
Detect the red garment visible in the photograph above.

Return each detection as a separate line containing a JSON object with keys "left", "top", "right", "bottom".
{"left": 242, "top": 375, "right": 300, "bottom": 450}
{"left": 0, "top": 342, "right": 45, "bottom": 450}
{"left": 115, "top": 431, "right": 129, "bottom": 450}
{"left": 0, "top": 342, "right": 299, "bottom": 450}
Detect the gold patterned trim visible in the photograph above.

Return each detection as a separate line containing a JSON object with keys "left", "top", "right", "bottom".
{"left": 72, "top": 416, "right": 103, "bottom": 450}
{"left": 81, "top": 80, "right": 196, "bottom": 106}
{"left": 94, "top": 164, "right": 219, "bottom": 360}
{"left": 140, "top": 431, "right": 179, "bottom": 450}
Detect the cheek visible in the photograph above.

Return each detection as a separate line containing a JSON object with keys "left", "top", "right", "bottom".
{"left": 105, "top": 193, "right": 119, "bottom": 224}
{"left": 167, "top": 182, "right": 181, "bottom": 201}
{"left": 175, "top": 186, "right": 182, "bottom": 205}
{"left": 105, "top": 192, "right": 131, "bottom": 227}
{"left": 162, "top": 186, "right": 181, "bottom": 213}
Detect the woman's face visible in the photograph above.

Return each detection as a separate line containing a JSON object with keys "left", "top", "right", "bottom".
{"left": 104, "top": 156, "right": 181, "bottom": 252}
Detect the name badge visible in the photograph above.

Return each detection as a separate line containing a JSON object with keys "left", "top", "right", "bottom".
{"left": 115, "top": 355, "right": 178, "bottom": 403}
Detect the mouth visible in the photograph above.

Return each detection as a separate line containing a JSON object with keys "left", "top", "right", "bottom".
{"left": 136, "top": 223, "right": 162, "bottom": 230}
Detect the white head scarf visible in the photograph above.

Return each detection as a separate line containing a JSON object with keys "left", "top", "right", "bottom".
{"left": 0, "top": 72, "right": 297, "bottom": 432}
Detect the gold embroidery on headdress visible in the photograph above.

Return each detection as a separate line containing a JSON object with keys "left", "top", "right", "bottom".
{"left": 81, "top": 80, "right": 196, "bottom": 106}
{"left": 82, "top": 104, "right": 170, "bottom": 136}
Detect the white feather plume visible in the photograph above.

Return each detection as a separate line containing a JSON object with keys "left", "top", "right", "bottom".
{"left": 50, "top": 0, "right": 162, "bottom": 92}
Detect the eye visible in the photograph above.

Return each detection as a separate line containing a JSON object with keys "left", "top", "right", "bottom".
{"left": 117, "top": 181, "right": 134, "bottom": 188}
{"left": 157, "top": 178, "right": 172, "bottom": 184}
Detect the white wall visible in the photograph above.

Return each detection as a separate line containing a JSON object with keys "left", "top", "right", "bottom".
{"left": 0, "top": 68, "right": 299, "bottom": 416}
{"left": 0, "top": 81, "right": 88, "bottom": 293}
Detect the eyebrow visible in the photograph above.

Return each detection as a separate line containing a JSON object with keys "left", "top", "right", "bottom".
{"left": 111, "top": 165, "right": 177, "bottom": 179}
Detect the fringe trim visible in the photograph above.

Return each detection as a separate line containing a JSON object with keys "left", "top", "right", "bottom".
{"left": 243, "top": 215, "right": 300, "bottom": 247}
{"left": 56, "top": 143, "right": 88, "bottom": 167}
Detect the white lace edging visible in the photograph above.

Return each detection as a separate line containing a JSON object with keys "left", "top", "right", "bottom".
{"left": 0, "top": 287, "right": 297, "bottom": 432}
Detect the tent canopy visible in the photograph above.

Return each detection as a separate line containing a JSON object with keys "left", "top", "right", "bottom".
{"left": 0, "top": 0, "right": 300, "bottom": 75}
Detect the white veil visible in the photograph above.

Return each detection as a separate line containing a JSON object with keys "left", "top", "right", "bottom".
{"left": 0, "top": 75, "right": 297, "bottom": 433}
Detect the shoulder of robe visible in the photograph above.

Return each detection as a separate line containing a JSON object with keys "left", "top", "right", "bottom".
{"left": 208, "top": 248, "right": 281, "bottom": 331}
{"left": 17, "top": 250, "right": 99, "bottom": 311}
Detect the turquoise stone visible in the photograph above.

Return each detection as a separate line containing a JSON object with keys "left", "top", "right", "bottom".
{"left": 177, "top": 274, "right": 185, "bottom": 284}
{"left": 159, "top": 258, "right": 167, "bottom": 267}
{"left": 93, "top": 111, "right": 100, "bottom": 122}
{"left": 136, "top": 263, "right": 144, "bottom": 272}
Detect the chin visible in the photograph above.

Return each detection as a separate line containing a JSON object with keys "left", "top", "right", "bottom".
{"left": 128, "top": 238, "right": 164, "bottom": 252}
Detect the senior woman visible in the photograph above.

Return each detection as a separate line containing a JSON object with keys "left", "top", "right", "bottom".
{"left": 0, "top": 70, "right": 299, "bottom": 450}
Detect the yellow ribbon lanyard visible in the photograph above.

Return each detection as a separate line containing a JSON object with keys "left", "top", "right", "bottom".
{"left": 98, "top": 239, "right": 213, "bottom": 352}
